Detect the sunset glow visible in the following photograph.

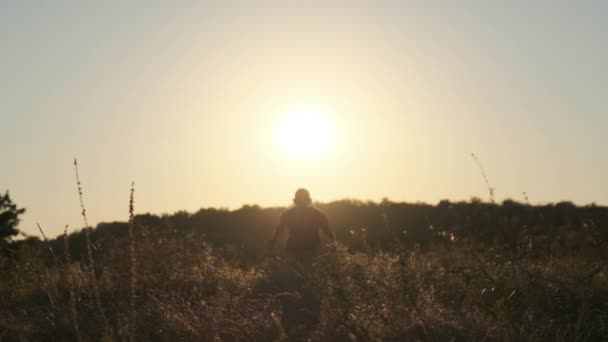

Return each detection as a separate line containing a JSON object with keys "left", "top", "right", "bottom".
{"left": 1, "top": 2, "right": 607, "bottom": 238}
{"left": 277, "top": 107, "right": 335, "bottom": 160}
{"left": 2, "top": 3, "right": 608, "bottom": 340}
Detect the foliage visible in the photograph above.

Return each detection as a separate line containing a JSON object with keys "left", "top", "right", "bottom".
{"left": 0, "top": 191, "right": 26, "bottom": 254}
{"left": 1, "top": 199, "right": 607, "bottom": 340}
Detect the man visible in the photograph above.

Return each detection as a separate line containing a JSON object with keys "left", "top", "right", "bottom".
{"left": 271, "top": 188, "right": 335, "bottom": 270}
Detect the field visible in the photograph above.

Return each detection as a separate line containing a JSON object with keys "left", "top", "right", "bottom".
{"left": 1, "top": 199, "right": 607, "bottom": 341}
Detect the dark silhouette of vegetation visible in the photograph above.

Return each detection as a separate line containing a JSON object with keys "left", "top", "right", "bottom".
{"left": 1, "top": 194, "right": 607, "bottom": 340}
{"left": 0, "top": 191, "right": 26, "bottom": 256}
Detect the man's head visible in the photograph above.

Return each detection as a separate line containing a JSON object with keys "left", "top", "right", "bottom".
{"left": 293, "top": 188, "right": 312, "bottom": 207}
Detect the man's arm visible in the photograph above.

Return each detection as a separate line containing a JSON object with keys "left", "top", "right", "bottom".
{"left": 319, "top": 212, "right": 335, "bottom": 243}
{"left": 270, "top": 214, "right": 287, "bottom": 247}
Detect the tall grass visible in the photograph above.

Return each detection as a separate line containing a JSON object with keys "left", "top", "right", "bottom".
{"left": 0, "top": 160, "right": 606, "bottom": 340}
{"left": 128, "top": 181, "right": 137, "bottom": 342}
{"left": 73, "top": 158, "right": 111, "bottom": 340}
{"left": 2, "top": 203, "right": 607, "bottom": 340}
{"left": 36, "top": 223, "right": 56, "bottom": 259}
{"left": 63, "top": 225, "right": 82, "bottom": 342}
{"left": 471, "top": 153, "right": 496, "bottom": 203}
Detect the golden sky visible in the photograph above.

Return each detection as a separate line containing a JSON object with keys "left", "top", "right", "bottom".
{"left": 1, "top": 2, "right": 607, "bottom": 237}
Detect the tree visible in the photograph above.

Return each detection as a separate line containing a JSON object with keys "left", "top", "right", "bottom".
{"left": 0, "top": 191, "right": 26, "bottom": 249}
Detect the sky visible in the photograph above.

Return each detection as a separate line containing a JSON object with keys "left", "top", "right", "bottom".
{"left": 1, "top": 1, "right": 607, "bottom": 238}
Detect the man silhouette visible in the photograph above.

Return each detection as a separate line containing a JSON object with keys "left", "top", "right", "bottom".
{"left": 271, "top": 189, "right": 335, "bottom": 270}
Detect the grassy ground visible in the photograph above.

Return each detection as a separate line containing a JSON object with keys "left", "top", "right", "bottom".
{"left": 1, "top": 201, "right": 607, "bottom": 341}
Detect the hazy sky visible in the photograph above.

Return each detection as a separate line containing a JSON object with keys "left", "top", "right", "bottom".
{"left": 2, "top": 1, "right": 607, "bottom": 237}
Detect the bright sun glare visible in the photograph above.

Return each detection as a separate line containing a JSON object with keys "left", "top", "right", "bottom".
{"left": 277, "top": 107, "right": 335, "bottom": 160}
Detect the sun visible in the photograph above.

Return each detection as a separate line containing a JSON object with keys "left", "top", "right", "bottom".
{"left": 277, "top": 107, "right": 335, "bottom": 160}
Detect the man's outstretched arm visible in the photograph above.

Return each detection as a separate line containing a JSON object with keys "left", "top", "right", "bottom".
{"left": 319, "top": 213, "right": 335, "bottom": 243}
{"left": 270, "top": 216, "right": 286, "bottom": 247}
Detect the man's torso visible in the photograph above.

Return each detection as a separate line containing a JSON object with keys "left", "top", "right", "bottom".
{"left": 281, "top": 206, "right": 325, "bottom": 250}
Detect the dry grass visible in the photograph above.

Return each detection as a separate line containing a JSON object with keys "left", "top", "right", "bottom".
{"left": 74, "top": 158, "right": 111, "bottom": 340}
{"left": 63, "top": 225, "right": 82, "bottom": 342}
{"left": 128, "top": 181, "right": 137, "bottom": 342}
{"left": 0, "top": 161, "right": 606, "bottom": 340}
{"left": 1, "top": 226, "right": 607, "bottom": 341}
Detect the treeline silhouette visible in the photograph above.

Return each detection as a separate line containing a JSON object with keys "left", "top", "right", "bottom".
{"left": 23, "top": 198, "right": 607, "bottom": 262}
{"left": 3, "top": 199, "right": 608, "bottom": 341}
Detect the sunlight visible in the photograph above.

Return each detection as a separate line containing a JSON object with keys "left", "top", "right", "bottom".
{"left": 276, "top": 106, "right": 335, "bottom": 160}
